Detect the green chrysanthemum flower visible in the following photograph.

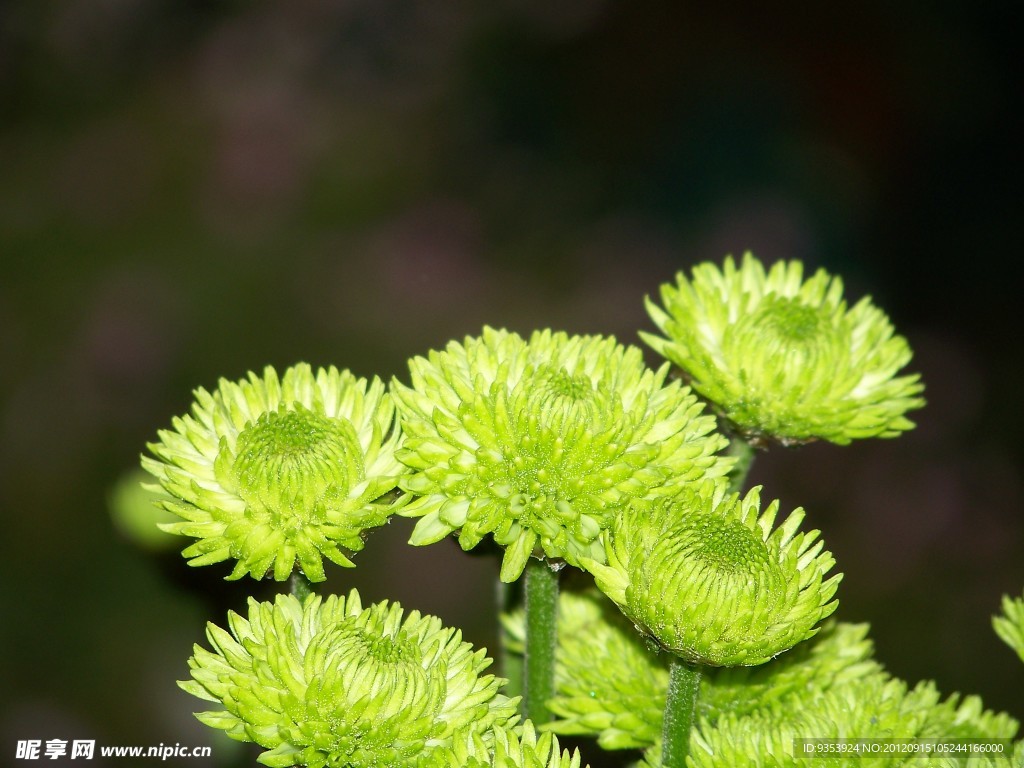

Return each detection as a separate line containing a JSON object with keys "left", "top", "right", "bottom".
{"left": 416, "top": 722, "right": 585, "bottom": 768}
{"left": 143, "top": 364, "right": 406, "bottom": 581}
{"left": 686, "top": 674, "right": 929, "bottom": 768}
{"left": 676, "top": 674, "right": 1019, "bottom": 768}
{"left": 915, "top": 683, "right": 1020, "bottom": 748}
{"left": 642, "top": 253, "right": 925, "bottom": 445}
{"left": 701, "top": 620, "right": 880, "bottom": 722}
{"left": 392, "top": 327, "right": 731, "bottom": 582}
{"left": 994, "top": 589, "right": 1024, "bottom": 664}
{"left": 503, "top": 590, "right": 876, "bottom": 752}
{"left": 585, "top": 481, "right": 840, "bottom": 666}
{"left": 182, "top": 590, "right": 518, "bottom": 768}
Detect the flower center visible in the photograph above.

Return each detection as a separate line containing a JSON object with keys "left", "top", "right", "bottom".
{"left": 339, "top": 623, "right": 422, "bottom": 667}
{"left": 306, "top": 618, "right": 432, "bottom": 702}
{"left": 539, "top": 366, "right": 593, "bottom": 400}
{"left": 472, "top": 364, "right": 636, "bottom": 558}
{"left": 299, "top": 616, "right": 439, "bottom": 766}
{"left": 745, "top": 296, "right": 839, "bottom": 358}
{"left": 627, "top": 512, "right": 786, "bottom": 636}
{"left": 309, "top": 616, "right": 439, "bottom": 716}
{"left": 682, "top": 514, "right": 774, "bottom": 575}
{"left": 531, "top": 365, "right": 599, "bottom": 423}
{"left": 216, "top": 404, "right": 364, "bottom": 520}
{"left": 755, "top": 295, "right": 833, "bottom": 343}
{"left": 720, "top": 295, "right": 844, "bottom": 400}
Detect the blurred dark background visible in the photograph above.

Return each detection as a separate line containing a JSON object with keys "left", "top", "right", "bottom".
{"left": 1, "top": 2, "right": 1021, "bottom": 766}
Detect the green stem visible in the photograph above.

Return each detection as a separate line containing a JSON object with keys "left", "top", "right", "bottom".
{"left": 290, "top": 571, "right": 314, "bottom": 602}
{"left": 659, "top": 439, "right": 756, "bottom": 765}
{"left": 662, "top": 657, "right": 703, "bottom": 768}
{"left": 524, "top": 558, "right": 559, "bottom": 724}
{"left": 726, "top": 437, "right": 756, "bottom": 493}
{"left": 498, "top": 578, "right": 523, "bottom": 700}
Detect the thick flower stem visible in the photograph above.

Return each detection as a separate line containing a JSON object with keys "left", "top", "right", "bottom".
{"left": 290, "top": 571, "right": 314, "bottom": 602}
{"left": 727, "top": 437, "right": 756, "bottom": 493}
{"left": 498, "top": 579, "right": 523, "bottom": 700}
{"left": 524, "top": 558, "right": 559, "bottom": 724}
{"left": 662, "top": 656, "right": 703, "bottom": 768}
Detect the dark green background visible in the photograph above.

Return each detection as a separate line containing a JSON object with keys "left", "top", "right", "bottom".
{"left": 2, "top": 2, "right": 1021, "bottom": 766}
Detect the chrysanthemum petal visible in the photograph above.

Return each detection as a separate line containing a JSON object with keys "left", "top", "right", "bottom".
{"left": 994, "top": 589, "right": 1024, "bottom": 665}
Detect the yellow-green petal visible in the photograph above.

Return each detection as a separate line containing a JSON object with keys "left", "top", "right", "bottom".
{"left": 994, "top": 589, "right": 1024, "bottom": 664}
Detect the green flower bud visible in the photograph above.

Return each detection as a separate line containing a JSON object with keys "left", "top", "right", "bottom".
{"left": 143, "top": 364, "right": 407, "bottom": 581}
{"left": 994, "top": 589, "right": 1024, "bottom": 664}
{"left": 108, "top": 468, "right": 180, "bottom": 551}
{"left": 416, "top": 722, "right": 585, "bottom": 768}
{"left": 585, "top": 481, "right": 840, "bottom": 666}
{"left": 642, "top": 253, "right": 925, "bottom": 445}
{"left": 181, "top": 590, "right": 518, "bottom": 768}
{"left": 392, "top": 327, "right": 731, "bottom": 582}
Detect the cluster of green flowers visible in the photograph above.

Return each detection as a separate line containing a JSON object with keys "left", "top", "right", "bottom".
{"left": 505, "top": 590, "right": 1020, "bottom": 768}
{"left": 137, "top": 254, "right": 1022, "bottom": 767}
{"left": 143, "top": 254, "right": 925, "bottom": 591}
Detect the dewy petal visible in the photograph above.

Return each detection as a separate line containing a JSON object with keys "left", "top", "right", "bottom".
{"left": 182, "top": 590, "right": 518, "bottom": 768}
{"left": 392, "top": 327, "right": 732, "bottom": 582}
{"left": 143, "top": 364, "right": 409, "bottom": 581}
{"left": 643, "top": 253, "right": 925, "bottom": 445}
